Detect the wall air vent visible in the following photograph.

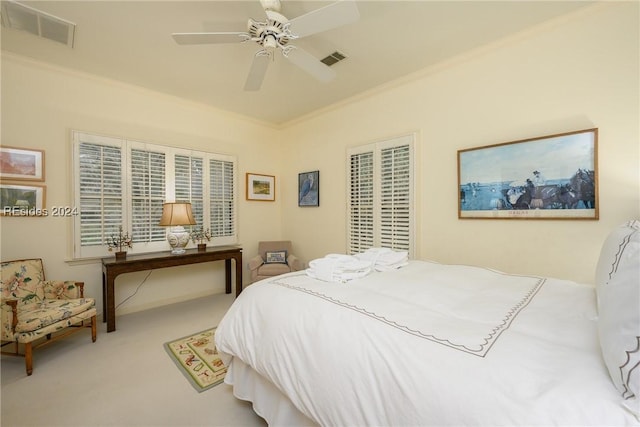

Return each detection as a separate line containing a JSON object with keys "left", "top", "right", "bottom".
{"left": 1, "top": 1, "right": 75, "bottom": 47}
{"left": 320, "top": 51, "right": 346, "bottom": 66}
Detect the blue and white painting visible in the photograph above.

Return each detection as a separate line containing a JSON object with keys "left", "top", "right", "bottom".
{"left": 458, "top": 129, "right": 597, "bottom": 219}
{"left": 298, "top": 171, "right": 319, "bottom": 207}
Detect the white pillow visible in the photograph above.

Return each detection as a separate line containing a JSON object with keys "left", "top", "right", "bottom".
{"left": 595, "top": 220, "right": 640, "bottom": 417}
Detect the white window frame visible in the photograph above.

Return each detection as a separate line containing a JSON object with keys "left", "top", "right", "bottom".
{"left": 346, "top": 133, "right": 415, "bottom": 258}
{"left": 72, "top": 131, "right": 237, "bottom": 259}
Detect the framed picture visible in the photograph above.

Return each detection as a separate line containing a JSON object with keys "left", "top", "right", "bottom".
{"left": 458, "top": 128, "right": 598, "bottom": 220}
{"left": 246, "top": 173, "right": 275, "bottom": 201}
{"left": 298, "top": 170, "right": 319, "bottom": 207}
{"left": 0, "top": 146, "right": 45, "bottom": 181}
{"left": 0, "top": 183, "right": 46, "bottom": 216}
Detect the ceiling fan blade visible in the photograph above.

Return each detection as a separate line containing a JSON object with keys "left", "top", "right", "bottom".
{"left": 286, "top": 47, "right": 336, "bottom": 83}
{"left": 244, "top": 51, "right": 271, "bottom": 91}
{"left": 172, "top": 32, "right": 249, "bottom": 45}
{"left": 288, "top": 0, "right": 360, "bottom": 38}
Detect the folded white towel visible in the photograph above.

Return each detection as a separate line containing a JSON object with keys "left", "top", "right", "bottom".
{"left": 307, "top": 254, "right": 372, "bottom": 283}
{"left": 355, "top": 247, "right": 409, "bottom": 271}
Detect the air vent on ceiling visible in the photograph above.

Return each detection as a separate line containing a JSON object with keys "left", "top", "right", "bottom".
{"left": 1, "top": 1, "right": 75, "bottom": 47}
{"left": 320, "top": 51, "right": 346, "bottom": 67}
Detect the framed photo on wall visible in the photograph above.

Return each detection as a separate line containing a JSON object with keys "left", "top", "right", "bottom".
{"left": 457, "top": 128, "right": 598, "bottom": 220}
{"left": 0, "top": 183, "right": 46, "bottom": 216}
{"left": 0, "top": 146, "right": 45, "bottom": 181}
{"left": 298, "top": 170, "right": 319, "bottom": 207}
{"left": 246, "top": 173, "right": 275, "bottom": 201}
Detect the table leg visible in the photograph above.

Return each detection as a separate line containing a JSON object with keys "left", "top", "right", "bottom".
{"left": 106, "top": 276, "right": 116, "bottom": 332}
{"left": 102, "top": 271, "right": 107, "bottom": 323}
{"left": 225, "top": 259, "right": 231, "bottom": 294}
{"left": 235, "top": 254, "right": 243, "bottom": 296}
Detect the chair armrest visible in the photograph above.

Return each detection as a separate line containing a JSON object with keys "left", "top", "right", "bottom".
{"left": 248, "top": 255, "right": 264, "bottom": 271}
{"left": 1, "top": 298, "right": 19, "bottom": 336}
{"left": 287, "top": 254, "right": 303, "bottom": 271}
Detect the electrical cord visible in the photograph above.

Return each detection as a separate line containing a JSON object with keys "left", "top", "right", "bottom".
{"left": 115, "top": 270, "right": 153, "bottom": 311}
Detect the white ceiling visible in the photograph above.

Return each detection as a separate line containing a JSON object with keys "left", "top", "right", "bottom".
{"left": 1, "top": 1, "right": 594, "bottom": 126}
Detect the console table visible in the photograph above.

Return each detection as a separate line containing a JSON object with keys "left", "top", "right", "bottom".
{"left": 102, "top": 246, "right": 242, "bottom": 332}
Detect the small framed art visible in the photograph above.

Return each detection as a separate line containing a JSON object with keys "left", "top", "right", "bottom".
{"left": 298, "top": 170, "right": 319, "bottom": 207}
{"left": 457, "top": 128, "right": 598, "bottom": 220}
{"left": 0, "top": 183, "right": 47, "bottom": 216}
{"left": 0, "top": 146, "right": 45, "bottom": 181}
{"left": 246, "top": 173, "right": 275, "bottom": 201}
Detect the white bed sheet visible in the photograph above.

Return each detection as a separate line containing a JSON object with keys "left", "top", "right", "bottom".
{"left": 216, "top": 260, "right": 639, "bottom": 426}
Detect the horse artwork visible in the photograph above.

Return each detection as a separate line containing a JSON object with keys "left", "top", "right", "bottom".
{"left": 571, "top": 168, "right": 596, "bottom": 209}
{"left": 458, "top": 128, "right": 598, "bottom": 219}
{"left": 464, "top": 168, "right": 597, "bottom": 217}
{"left": 497, "top": 169, "right": 596, "bottom": 211}
{"left": 503, "top": 179, "right": 535, "bottom": 210}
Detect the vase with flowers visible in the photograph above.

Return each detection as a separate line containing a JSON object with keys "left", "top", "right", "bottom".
{"left": 190, "top": 226, "right": 212, "bottom": 251}
{"left": 107, "top": 225, "right": 133, "bottom": 260}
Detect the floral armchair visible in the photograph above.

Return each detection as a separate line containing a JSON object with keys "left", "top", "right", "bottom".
{"left": 1, "top": 258, "right": 97, "bottom": 375}
{"left": 248, "top": 241, "right": 303, "bottom": 283}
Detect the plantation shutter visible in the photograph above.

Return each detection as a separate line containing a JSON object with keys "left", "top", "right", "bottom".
{"left": 130, "top": 148, "right": 166, "bottom": 244}
{"left": 379, "top": 144, "right": 411, "bottom": 251}
{"left": 175, "top": 154, "right": 204, "bottom": 226}
{"left": 347, "top": 134, "right": 414, "bottom": 257}
{"left": 72, "top": 130, "right": 238, "bottom": 259}
{"left": 348, "top": 151, "right": 374, "bottom": 254}
{"left": 209, "top": 158, "right": 236, "bottom": 245}
{"left": 74, "top": 133, "right": 125, "bottom": 259}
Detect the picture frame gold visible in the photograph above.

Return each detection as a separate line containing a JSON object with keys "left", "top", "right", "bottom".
{"left": 0, "top": 146, "right": 45, "bottom": 181}
{"left": 0, "top": 183, "right": 47, "bottom": 216}
{"left": 457, "top": 128, "right": 598, "bottom": 220}
{"left": 246, "top": 173, "right": 275, "bottom": 201}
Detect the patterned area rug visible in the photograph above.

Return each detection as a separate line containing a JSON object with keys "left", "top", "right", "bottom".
{"left": 164, "top": 328, "right": 227, "bottom": 392}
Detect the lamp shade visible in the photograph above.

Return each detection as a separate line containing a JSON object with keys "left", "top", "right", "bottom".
{"left": 158, "top": 202, "right": 196, "bottom": 226}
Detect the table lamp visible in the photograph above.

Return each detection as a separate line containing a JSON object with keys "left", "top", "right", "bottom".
{"left": 158, "top": 202, "right": 196, "bottom": 254}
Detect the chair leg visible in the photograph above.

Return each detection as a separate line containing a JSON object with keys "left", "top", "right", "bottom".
{"left": 25, "top": 342, "right": 33, "bottom": 376}
{"left": 91, "top": 315, "right": 97, "bottom": 342}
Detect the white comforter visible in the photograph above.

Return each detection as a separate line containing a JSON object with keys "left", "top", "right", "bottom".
{"left": 215, "top": 260, "right": 639, "bottom": 426}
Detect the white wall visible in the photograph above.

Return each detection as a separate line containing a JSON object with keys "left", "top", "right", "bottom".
{"left": 0, "top": 55, "right": 284, "bottom": 315}
{"left": 280, "top": 2, "right": 639, "bottom": 284}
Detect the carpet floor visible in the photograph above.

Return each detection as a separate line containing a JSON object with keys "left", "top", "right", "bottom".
{"left": 1, "top": 293, "right": 266, "bottom": 427}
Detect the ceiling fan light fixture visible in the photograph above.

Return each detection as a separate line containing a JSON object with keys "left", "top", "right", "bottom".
{"left": 263, "top": 34, "right": 277, "bottom": 49}
{"left": 172, "top": 0, "right": 359, "bottom": 91}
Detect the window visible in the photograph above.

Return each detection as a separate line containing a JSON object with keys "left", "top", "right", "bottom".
{"left": 347, "top": 134, "right": 415, "bottom": 257}
{"left": 72, "top": 131, "right": 237, "bottom": 259}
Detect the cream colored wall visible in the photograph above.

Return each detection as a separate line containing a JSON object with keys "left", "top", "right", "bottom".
{"left": 280, "top": 3, "right": 639, "bottom": 284}
{"left": 1, "top": 3, "right": 638, "bottom": 320}
{"left": 0, "top": 54, "right": 284, "bottom": 315}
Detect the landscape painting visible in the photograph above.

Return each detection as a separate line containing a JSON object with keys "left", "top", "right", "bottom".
{"left": 0, "top": 146, "right": 44, "bottom": 181}
{"left": 246, "top": 173, "right": 275, "bottom": 201}
{"left": 458, "top": 128, "right": 598, "bottom": 219}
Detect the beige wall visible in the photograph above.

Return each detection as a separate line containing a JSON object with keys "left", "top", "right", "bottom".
{"left": 1, "top": 3, "right": 638, "bottom": 318}
{"left": 0, "top": 55, "right": 284, "bottom": 315}
{"left": 280, "top": 2, "right": 639, "bottom": 284}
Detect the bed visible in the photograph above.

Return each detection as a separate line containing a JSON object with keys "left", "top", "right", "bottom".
{"left": 215, "top": 221, "right": 640, "bottom": 426}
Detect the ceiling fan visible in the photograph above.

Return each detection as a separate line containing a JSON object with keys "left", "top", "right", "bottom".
{"left": 172, "top": 0, "right": 359, "bottom": 91}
